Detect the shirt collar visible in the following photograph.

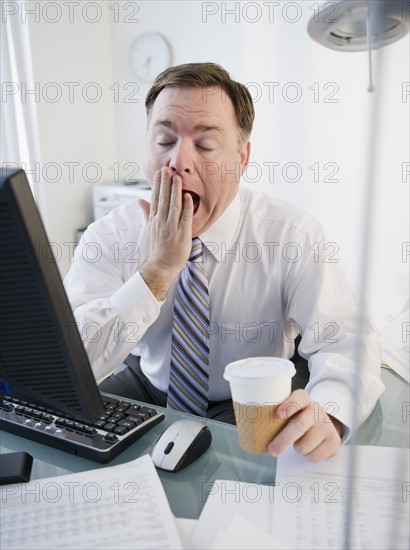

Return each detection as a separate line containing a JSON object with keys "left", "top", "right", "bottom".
{"left": 199, "top": 192, "right": 241, "bottom": 264}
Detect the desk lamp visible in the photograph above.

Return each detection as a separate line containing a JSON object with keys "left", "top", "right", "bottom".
{"left": 307, "top": 0, "right": 409, "bottom": 91}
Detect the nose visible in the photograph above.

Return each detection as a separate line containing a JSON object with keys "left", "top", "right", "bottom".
{"left": 168, "top": 140, "right": 192, "bottom": 176}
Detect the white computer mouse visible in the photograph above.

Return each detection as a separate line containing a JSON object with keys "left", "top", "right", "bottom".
{"left": 151, "top": 418, "right": 212, "bottom": 472}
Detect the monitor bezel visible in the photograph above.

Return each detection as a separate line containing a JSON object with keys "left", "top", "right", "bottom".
{"left": 0, "top": 169, "right": 104, "bottom": 422}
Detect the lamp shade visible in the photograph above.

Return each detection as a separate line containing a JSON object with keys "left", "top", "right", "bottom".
{"left": 307, "top": 0, "right": 409, "bottom": 51}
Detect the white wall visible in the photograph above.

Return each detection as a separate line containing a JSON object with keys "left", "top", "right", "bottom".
{"left": 109, "top": 0, "right": 251, "bottom": 180}
{"left": 25, "top": 1, "right": 118, "bottom": 275}
{"left": 227, "top": 3, "right": 409, "bottom": 321}
{"left": 18, "top": 0, "right": 409, "bottom": 321}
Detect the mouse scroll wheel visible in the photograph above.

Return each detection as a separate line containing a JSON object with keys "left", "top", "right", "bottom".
{"left": 164, "top": 442, "right": 174, "bottom": 455}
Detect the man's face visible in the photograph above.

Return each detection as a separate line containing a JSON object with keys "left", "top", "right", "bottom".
{"left": 144, "top": 86, "right": 250, "bottom": 236}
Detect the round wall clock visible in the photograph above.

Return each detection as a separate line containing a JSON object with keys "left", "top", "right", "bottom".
{"left": 130, "top": 32, "right": 172, "bottom": 83}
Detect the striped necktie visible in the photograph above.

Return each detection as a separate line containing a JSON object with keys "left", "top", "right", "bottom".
{"left": 167, "top": 237, "right": 209, "bottom": 416}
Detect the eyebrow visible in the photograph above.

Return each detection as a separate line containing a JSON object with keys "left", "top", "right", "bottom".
{"left": 154, "top": 119, "right": 224, "bottom": 134}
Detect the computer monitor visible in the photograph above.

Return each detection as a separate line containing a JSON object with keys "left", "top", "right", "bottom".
{"left": 0, "top": 168, "right": 104, "bottom": 422}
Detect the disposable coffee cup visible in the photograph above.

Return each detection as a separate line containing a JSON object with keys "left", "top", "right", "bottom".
{"left": 223, "top": 357, "right": 296, "bottom": 454}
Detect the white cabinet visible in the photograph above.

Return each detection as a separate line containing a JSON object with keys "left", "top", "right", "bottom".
{"left": 93, "top": 181, "right": 151, "bottom": 220}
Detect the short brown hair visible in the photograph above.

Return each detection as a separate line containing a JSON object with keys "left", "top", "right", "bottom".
{"left": 145, "top": 62, "right": 255, "bottom": 145}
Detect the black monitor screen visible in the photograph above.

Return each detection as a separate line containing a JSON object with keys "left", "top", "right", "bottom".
{"left": 0, "top": 169, "right": 104, "bottom": 422}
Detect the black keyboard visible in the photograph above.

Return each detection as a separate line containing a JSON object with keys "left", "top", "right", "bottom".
{"left": 0, "top": 393, "right": 165, "bottom": 463}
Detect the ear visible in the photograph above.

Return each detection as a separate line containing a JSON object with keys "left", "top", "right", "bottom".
{"left": 240, "top": 141, "right": 251, "bottom": 175}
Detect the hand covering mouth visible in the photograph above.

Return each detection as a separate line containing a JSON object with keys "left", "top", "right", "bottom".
{"left": 183, "top": 190, "right": 200, "bottom": 213}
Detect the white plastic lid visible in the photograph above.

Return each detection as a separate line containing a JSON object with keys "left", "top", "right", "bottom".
{"left": 223, "top": 357, "right": 296, "bottom": 385}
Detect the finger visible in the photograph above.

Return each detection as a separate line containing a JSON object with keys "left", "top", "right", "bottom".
{"left": 267, "top": 407, "right": 314, "bottom": 456}
{"left": 294, "top": 426, "right": 326, "bottom": 456}
{"left": 138, "top": 199, "right": 150, "bottom": 224}
{"left": 168, "top": 174, "right": 182, "bottom": 224}
{"left": 276, "top": 389, "right": 311, "bottom": 420}
{"left": 150, "top": 170, "right": 161, "bottom": 218}
{"left": 302, "top": 434, "right": 341, "bottom": 462}
{"left": 180, "top": 190, "right": 194, "bottom": 232}
{"left": 157, "top": 167, "right": 173, "bottom": 219}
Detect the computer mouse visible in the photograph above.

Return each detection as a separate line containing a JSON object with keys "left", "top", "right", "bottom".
{"left": 151, "top": 418, "right": 212, "bottom": 472}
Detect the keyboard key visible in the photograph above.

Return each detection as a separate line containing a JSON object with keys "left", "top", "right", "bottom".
{"left": 12, "top": 398, "right": 21, "bottom": 404}
{"left": 110, "top": 413, "right": 125, "bottom": 422}
{"left": 103, "top": 433, "right": 119, "bottom": 444}
{"left": 15, "top": 405, "right": 25, "bottom": 414}
{"left": 103, "top": 422, "right": 117, "bottom": 433}
{"left": 117, "top": 419, "right": 136, "bottom": 430}
{"left": 103, "top": 396, "right": 119, "bottom": 406}
{"left": 139, "top": 407, "right": 156, "bottom": 418}
{"left": 33, "top": 410, "right": 43, "bottom": 420}
{"left": 41, "top": 413, "right": 54, "bottom": 424}
{"left": 84, "top": 426, "right": 97, "bottom": 437}
{"left": 65, "top": 420, "right": 75, "bottom": 430}
{"left": 74, "top": 423, "right": 85, "bottom": 433}
{"left": 125, "top": 416, "right": 143, "bottom": 426}
{"left": 125, "top": 405, "right": 141, "bottom": 415}
{"left": 131, "top": 411, "right": 151, "bottom": 422}
{"left": 1, "top": 401, "right": 13, "bottom": 412}
{"left": 82, "top": 419, "right": 95, "bottom": 427}
{"left": 93, "top": 420, "right": 106, "bottom": 429}
{"left": 3, "top": 396, "right": 11, "bottom": 401}
{"left": 23, "top": 407, "right": 34, "bottom": 417}
{"left": 113, "top": 425, "right": 129, "bottom": 436}
{"left": 55, "top": 418, "right": 66, "bottom": 428}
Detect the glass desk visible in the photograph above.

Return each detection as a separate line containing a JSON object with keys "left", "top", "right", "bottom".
{"left": 0, "top": 368, "right": 408, "bottom": 519}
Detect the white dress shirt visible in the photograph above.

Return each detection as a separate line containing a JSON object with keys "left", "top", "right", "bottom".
{"left": 64, "top": 188, "right": 384, "bottom": 436}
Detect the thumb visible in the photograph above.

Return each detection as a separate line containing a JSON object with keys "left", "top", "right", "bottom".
{"left": 138, "top": 199, "right": 150, "bottom": 223}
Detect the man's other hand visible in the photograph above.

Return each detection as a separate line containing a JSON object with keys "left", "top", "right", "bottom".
{"left": 267, "top": 389, "right": 343, "bottom": 462}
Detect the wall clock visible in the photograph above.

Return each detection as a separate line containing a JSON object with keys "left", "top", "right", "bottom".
{"left": 130, "top": 32, "right": 172, "bottom": 83}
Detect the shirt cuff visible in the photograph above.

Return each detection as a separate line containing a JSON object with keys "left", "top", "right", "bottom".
{"left": 307, "top": 385, "right": 354, "bottom": 443}
{"left": 110, "top": 270, "right": 163, "bottom": 329}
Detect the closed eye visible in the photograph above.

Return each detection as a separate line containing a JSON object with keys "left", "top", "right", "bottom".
{"left": 196, "top": 144, "right": 214, "bottom": 152}
{"left": 157, "top": 142, "right": 175, "bottom": 147}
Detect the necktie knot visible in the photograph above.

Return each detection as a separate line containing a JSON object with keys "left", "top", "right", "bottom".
{"left": 189, "top": 237, "right": 203, "bottom": 263}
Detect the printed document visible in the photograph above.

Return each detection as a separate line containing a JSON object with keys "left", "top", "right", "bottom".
{"left": 272, "top": 445, "right": 409, "bottom": 549}
{"left": 0, "top": 454, "right": 182, "bottom": 549}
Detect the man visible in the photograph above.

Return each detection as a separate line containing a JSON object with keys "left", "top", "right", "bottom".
{"left": 64, "top": 62, "right": 384, "bottom": 462}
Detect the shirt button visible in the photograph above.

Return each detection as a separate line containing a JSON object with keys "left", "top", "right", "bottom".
{"left": 142, "top": 316, "right": 151, "bottom": 325}
{"left": 103, "top": 353, "right": 111, "bottom": 362}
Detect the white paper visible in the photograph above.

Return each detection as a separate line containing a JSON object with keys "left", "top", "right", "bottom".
{"left": 175, "top": 518, "right": 198, "bottom": 549}
{"left": 191, "top": 479, "right": 273, "bottom": 549}
{"left": 0, "top": 454, "right": 182, "bottom": 550}
{"left": 210, "top": 516, "right": 291, "bottom": 550}
{"left": 272, "top": 445, "right": 409, "bottom": 549}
